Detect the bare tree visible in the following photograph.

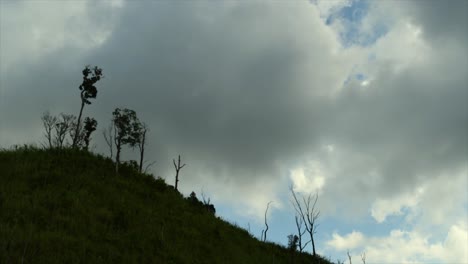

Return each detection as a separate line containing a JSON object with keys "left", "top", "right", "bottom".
{"left": 102, "top": 123, "right": 114, "bottom": 159}
{"left": 295, "top": 214, "right": 311, "bottom": 252}
{"left": 54, "top": 113, "right": 75, "bottom": 148}
{"left": 261, "top": 201, "right": 273, "bottom": 242}
{"left": 290, "top": 186, "right": 320, "bottom": 256}
{"left": 347, "top": 250, "right": 352, "bottom": 264}
{"left": 200, "top": 190, "right": 216, "bottom": 214}
{"left": 201, "top": 190, "right": 210, "bottom": 206}
{"left": 172, "top": 155, "right": 186, "bottom": 191}
{"left": 72, "top": 66, "right": 103, "bottom": 148}
{"left": 41, "top": 111, "right": 57, "bottom": 149}
{"left": 361, "top": 251, "right": 366, "bottom": 264}
{"left": 143, "top": 161, "right": 157, "bottom": 174}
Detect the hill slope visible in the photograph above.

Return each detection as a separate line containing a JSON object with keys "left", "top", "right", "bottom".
{"left": 0, "top": 147, "right": 332, "bottom": 264}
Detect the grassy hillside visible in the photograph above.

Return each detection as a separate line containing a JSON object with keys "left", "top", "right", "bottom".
{"left": 0, "top": 146, "right": 333, "bottom": 264}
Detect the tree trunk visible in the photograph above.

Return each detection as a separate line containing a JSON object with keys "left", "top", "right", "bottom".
{"left": 173, "top": 155, "right": 185, "bottom": 191}
{"left": 138, "top": 129, "right": 146, "bottom": 173}
{"left": 175, "top": 170, "right": 179, "bottom": 190}
{"left": 73, "top": 99, "right": 85, "bottom": 148}
{"left": 139, "top": 147, "right": 144, "bottom": 173}
{"left": 115, "top": 139, "right": 121, "bottom": 174}
{"left": 311, "top": 233, "right": 316, "bottom": 256}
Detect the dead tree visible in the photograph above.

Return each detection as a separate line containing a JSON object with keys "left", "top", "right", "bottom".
{"left": 347, "top": 250, "right": 352, "bottom": 264}
{"left": 41, "top": 111, "right": 57, "bottom": 149}
{"left": 102, "top": 123, "right": 114, "bottom": 159}
{"left": 361, "top": 251, "right": 366, "bottom": 264}
{"left": 54, "top": 113, "right": 75, "bottom": 148}
{"left": 172, "top": 155, "right": 186, "bottom": 191}
{"left": 290, "top": 186, "right": 320, "bottom": 257}
{"left": 261, "top": 201, "right": 273, "bottom": 242}
{"left": 295, "top": 214, "right": 310, "bottom": 252}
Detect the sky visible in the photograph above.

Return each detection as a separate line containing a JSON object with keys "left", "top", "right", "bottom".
{"left": 0, "top": 0, "right": 467, "bottom": 263}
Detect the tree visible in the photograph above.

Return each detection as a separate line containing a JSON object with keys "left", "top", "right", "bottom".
{"left": 82, "top": 117, "right": 98, "bottom": 150}
{"left": 261, "top": 201, "right": 273, "bottom": 242}
{"left": 361, "top": 251, "right": 366, "bottom": 264}
{"left": 41, "top": 111, "right": 57, "bottom": 149}
{"left": 201, "top": 191, "right": 216, "bottom": 214}
{"left": 189, "top": 191, "right": 198, "bottom": 203}
{"left": 172, "top": 155, "right": 186, "bottom": 191}
{"left": 130, "top": 121, "right": 148, "bottom": 174}
{"left": 41, "top": 112, "right": 75, "bottom": 149}
{"left": 54, "top": 113, "right": 75, "bottom": 148}
{"left": 102, "top": 123, "right": 114, "bottom": 159}
{"left": 294, "top": 212, "right": 311, "bottom": 252}
{"left": 287, "top": 234, "right": 299, "bottom": 251}
{"left": 72, "top": 65, "right": 103, "bottom": 148}
{"left": 112, "top": 108, "right": 139, "bottom": 174}
{"left": 290, "top": 186, "right": 320, "bottom": 256}
{"left": 69, "top": 116, "right": 97, "bottom": 150}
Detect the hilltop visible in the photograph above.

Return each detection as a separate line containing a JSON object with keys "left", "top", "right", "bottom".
{"left": 0, "top": 146, "right": 333, "bottom": 264}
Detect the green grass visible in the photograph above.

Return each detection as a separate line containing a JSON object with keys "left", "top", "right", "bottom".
{"left": 0, "top": 146, "right": 333, "bottom": 264}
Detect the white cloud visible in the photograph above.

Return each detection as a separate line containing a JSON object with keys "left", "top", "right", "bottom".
{"left": 371, "top": 187, "right": 424, "bottom": 223}
{"left": 443, "top": 223, "right": 468, "bottom": 263}
{"left": 0, "top": 0, "right": 123, "bottom": 74}
{"left": 327, "top": 231, "right": 365, "bottom": 251}
{"left": 290, "top": 162, "right": 327, "bottom": 194}
{"left": 326, "top": 225, "right": 468, "bottom": 264}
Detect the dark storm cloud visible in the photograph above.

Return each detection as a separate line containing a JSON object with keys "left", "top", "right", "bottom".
{"left": 326, "top": 58, "right": 467, "bottom": 197}
{"left": 1, "top": 0, "right": 466, "bottom": 217}
{"left": 79, "top": 1, "right": 343, "bottom": 186}
{"left": 408, "top": 0, "right": 468, "bottom": 43}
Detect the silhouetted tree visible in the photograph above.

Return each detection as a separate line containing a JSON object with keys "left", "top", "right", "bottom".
{"left": 261, "top": 201, "right": 273, "bottom": 242}
{"left": 188, "top": 191, "right": 216, "bottom": 214}
{"left": 172, "top": 155, "right": 186, "bottom": 191}
{"left": 189, "top": 191, "right": 198, "bottom": 203}
{"left": 69, "top": 116, "right": 96, "bottom": 150}
{"left": 294, "top": 213, "right": 310, "bottom": 252}
{"left": 287, "top": 234, "right": 299, "bottom": 251}
{"left": 102, "top": 123, "right": 114, "bottom": 159}
{"left": 129, "top": 121, "right": 148, "bottom": 174}
{"left": 54, "top": 113, "right": 75, "bottom": 148}
{"left": 83, "top": 117, "right": 97, "bottom": 150}
{"left": 201, "top": 191, "right": 216, "bottom": 214}
{"left": 290, "top": 186, "right": 320, "bottom": 256}
{"left": 72, "top": 65, "right": 103, "bottom": 148}
{"left": 137, "top": 123, "right": 147, "bottom": 173}
{"left": 122, "top": 160, "right": 139, "bottom": 172}
{"left": 112, "top": 108, "right": 139, "bottom": 174}
{"left": 41, "top": 111, "right": 57, "bottom": 149}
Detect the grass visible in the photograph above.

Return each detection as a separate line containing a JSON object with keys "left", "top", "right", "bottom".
{"left": 0, "top": 146, "right": 333, "bottom": 264}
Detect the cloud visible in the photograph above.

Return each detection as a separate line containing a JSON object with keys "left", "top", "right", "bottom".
{"left": 327, "top": 230, "right": 365, "bottom": 251}
{"left": 326, "top": 224, "right": 468, "bottom": 263}
{"left": 370, "top": 187, "right": 423, "bottom": 223}
{"left": 77, "top": 1, "right": 361, "bottom": 212}
{"left": 0, "top": 0, "right": 122, "bottom": 74}
{"left": 0, "top": 2, "right": 467, "bottom": 261}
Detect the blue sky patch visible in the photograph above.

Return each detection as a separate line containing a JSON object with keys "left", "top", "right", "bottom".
{"left": 324, "top": 0, "right": 388, "bottom": 48}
